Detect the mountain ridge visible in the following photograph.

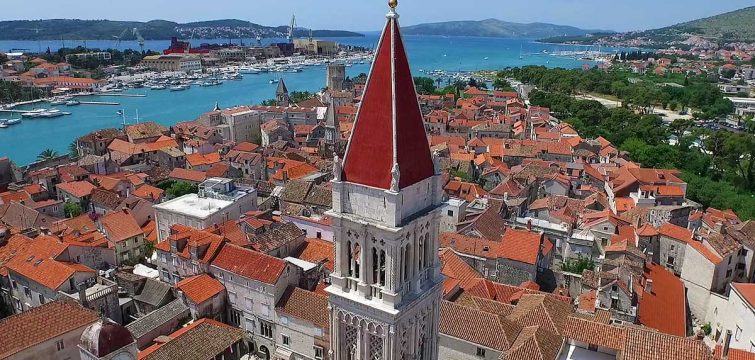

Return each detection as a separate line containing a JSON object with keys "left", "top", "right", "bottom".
{"left": 0, "top": 19, "right": 363, "bottom": 41}
{"left": 401, "top": 18, "right": 610, "bottom": 39}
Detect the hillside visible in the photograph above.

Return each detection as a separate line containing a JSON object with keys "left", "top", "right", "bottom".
{"left": 0, "top": 19, "right": 363, "bottom": 41}
{"left": 541, "top": 6, "right": 755, "bottom": 45}
{"left": 642, "top": 6, "right": 755, "bottom": 42}
{"left": 401, "top": 19, "right": 609, "bottom": 38}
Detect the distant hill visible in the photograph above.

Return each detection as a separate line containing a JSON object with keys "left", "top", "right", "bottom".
{"left": 401, "top": 19, "right": 609, "bottom": 38}
{"left": 541, "top": 6, "right": 755, "bottom": 45}
{"left": 640, "top": 6, "right": 755, "bottom": 42}
{"left": 0, "top": 19, "right": 363, "bottom": 41}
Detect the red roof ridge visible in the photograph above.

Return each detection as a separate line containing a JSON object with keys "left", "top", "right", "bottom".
{"left": 340, "top": 10, "right": 434, "bottom": 190}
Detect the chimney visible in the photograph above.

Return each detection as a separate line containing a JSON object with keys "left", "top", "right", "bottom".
{"left": 723, "top": 330, "right": 733, "bottom": 359}
{"left": 527, "top": 219, "right": 532, "bottom": 232}
{"left": 78, "top": 285, "right": 88, "bottom": 305}
{"left": 644, "top": 279, "right": 653, "bottom": 294}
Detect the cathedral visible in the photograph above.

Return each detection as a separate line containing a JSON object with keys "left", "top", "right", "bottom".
{"left": 325, "top": 1, "right": 444, "bottom": 359}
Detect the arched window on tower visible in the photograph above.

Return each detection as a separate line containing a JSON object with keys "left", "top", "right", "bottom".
{"left": 424, "top": 234, "right": 432, "bottom": 271}
{"left": 418, "top": 236, "right": 425, "bottom": 271}
{"left": 352, "top": 243, "right": 361, "bottom": 279}
{"left": 379, "top": 249, "right": 386, "bottom": 286}
{"left": 372, "top": 247, "right": 379, "bottom": 285}
{"left": 347, "top": 241, "right": 353, "bottom": 277}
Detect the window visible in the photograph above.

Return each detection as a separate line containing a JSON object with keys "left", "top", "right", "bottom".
{"left": 245, "top": 317, "right": 255, "bottom": 333}
{"left": 447, "top": 210, "right": 454, "bottom": 217}
{"left": 667, "top": 256, "right": 675, "bottom": 265}
{"left": 261, "top": 304, "right": 270, "bottom": 317}
{"left": 162, "top": 270, "right": 170, "bottom": 282}
{"left": 726, "top": 269, "right": 733, "bottom": 278}
{"left": 476, "top": 347, "right": 486, "bottom": 357}
{"left": 316, "top": 231, "right": 322, "bottom": 239}
{"left": 729, "top": 256, "right": 733, "bottom": 265}
{"left": 14, "top": 298, "right": 21, "bottom": 310}
{"left": 23, "top": 287, "right": 31, "bottom": 299}
{"left": 588, "top": 344, "right": 598, "bottom": 351}
{"left": 282, "top": 334, "right": 290, "bottom": 347}
{"left": 735, "top": 325, "right": 742, "bottom": 340}
{"left": 314, "top": 346, "right": 324, "bottom": 360}
{"left": 260, "top": 321, "right": 273, "bottom": 338}
{"left": 38, "top": 294, "right": 44, "bottom": 304}
{"left": 56, "top": 340, "right": 65, "bottom": 351}
{"left": 230, "top": 310, "right": 241, "bottom": 326}
{"left": 314, "top": 327, "right": 323, "bottom": 337}
{"left": 245, "top": 297, "right": 253, "bottom": 310}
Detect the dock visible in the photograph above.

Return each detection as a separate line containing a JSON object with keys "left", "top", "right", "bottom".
{"left": 95, "top": 93, "right": 146, "bottom": 98}
{"left": 79, "top": 101, "right": 120, "bottom": 106}
{"left": 0, "top": 109, "right": 33, "bottom": 114}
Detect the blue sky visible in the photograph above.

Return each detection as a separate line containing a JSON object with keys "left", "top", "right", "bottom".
{"left": 2, "top": 0, "right": 755, "bottom": 32}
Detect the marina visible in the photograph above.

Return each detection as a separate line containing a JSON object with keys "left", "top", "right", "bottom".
{"left": 1, "top": 35, "right": 606, "bottom": 164}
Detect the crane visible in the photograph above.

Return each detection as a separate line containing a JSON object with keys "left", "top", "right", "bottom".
{"left": 287, "top": 14, "right": 296, "bottom": 44}
{"left": 19, "top": 27, "right": 44, "bottom": 53}
{"left": 112, "top": 28, "right": 130, "bottom": 48}
{"left": 132, "top": 28, "right": 145, "bottom": 53}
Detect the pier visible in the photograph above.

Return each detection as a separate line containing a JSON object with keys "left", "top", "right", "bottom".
{"left": 79, "top": 101, "right": 120, "bottom": 106}
{"left": 94, "top": 93, "right": 146, "bottom": 97}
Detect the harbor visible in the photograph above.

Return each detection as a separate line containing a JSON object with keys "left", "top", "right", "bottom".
{"left": 1, "top": 35, "right": 604, "bottom": 165}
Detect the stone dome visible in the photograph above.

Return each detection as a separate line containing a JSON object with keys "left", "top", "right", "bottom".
{"left": 80, "top": 320, "right": 135, "bottom": 357}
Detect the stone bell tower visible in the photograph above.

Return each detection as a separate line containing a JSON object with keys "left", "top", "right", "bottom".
{"left": 325, "top": 1, "right": 444, "bottom": 359}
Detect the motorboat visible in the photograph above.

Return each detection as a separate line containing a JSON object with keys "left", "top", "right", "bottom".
{"left": 3, "top": 118, "right": 21, "bottom": 126}
{"left": 169, "top": 85, "right": 190, "bottom": 91}
{"left": 49, "top": 98, "right": 67, "bottom": 105}
{"left": 238, "top": 67, "right": 261, "bottom": 74}
{"left": 269, "top": 79, "right": 279, "bottom": 84}
{"left": 65, "top": 100, "right": 81, "bottom": 106}
{"left": 40, "top": 109, "right": 64, "bottom": 118}
{"left": 21, "top": 109, "right": 47, "bottom": 118}
{"left": 0, "top": 122, "right": 7, "bottom": 128}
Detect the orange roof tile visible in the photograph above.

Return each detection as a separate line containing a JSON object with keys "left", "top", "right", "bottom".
{"left": 176, "top": 274, "right": 225, "bottom": 304}
{"left": 211, "top": 244, "right": 286, "bottom": 284}
{"left": 638, "top": 263, "right": 687, "bottom": 336}
{"left": 498, "top": 228, "right": 543, "bottom": 265}
{"left": 99, "top": 209, "right": 143, "bottom": 243}
{"left": 732, "top": 283, "right": 755, "bottom": 309}
{"left": 56, "top": 180, "right": 97, "bottom": 198}
{"left": 294, "top": 238, "right": 334, "bottom": 272}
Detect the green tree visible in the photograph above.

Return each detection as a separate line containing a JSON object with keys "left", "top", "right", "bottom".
{"left": 64, "top": 202, "right": 83, "bottom": 218}
{"left": 167, "top": 181, "right": 198, "bottom": 198}
{"left": 561, "top": 256, "right": 595, "bottom": 274}
{"left": 37, "top": 149, "right": 59, "bottom": 162}
{"left": 413, "top": 76, "right": 436, "bottom": 95}
{"left": 493, "top": 77, "right": 514, "bottom": 91}
{"left": 669, "top": 118, "right": 694, "bottom": 144}
{"left": 68, "top": 141, "right": 80, "bottom": 159}
{"left": 260, "top": 99, "right": 278, "bottom": 106}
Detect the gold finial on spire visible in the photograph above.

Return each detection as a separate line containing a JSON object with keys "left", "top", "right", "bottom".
{"left": 389, "top": 0, "right": 398, "bottom": 9}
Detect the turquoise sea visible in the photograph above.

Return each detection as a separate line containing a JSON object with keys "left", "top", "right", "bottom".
{"left": 0, "top": 35, "right": 606, "bottom": 165}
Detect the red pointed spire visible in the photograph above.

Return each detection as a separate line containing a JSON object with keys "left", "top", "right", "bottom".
{"left": 341, "top": 6, "right": 434, "bottom": 190}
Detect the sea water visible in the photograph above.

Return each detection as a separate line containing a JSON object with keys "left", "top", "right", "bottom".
{"left": 0, "top": 34, "right": 605, "bottom": 165}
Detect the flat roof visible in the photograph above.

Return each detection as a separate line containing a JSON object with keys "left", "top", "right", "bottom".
{"left": 154, "top": 193, "right": 234, "bottom": 219}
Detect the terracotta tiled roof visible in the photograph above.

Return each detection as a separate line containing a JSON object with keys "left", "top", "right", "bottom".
{"left": 0, "top": 301, "right": 99, "bottom": 358}
{"left": 186, "top": 152, "right": 221, "bottom": 167}
{"left": 659, "top": 223, "right": 693, "bottom": 242}
{"left": 440, "top": 232, "right": 500, "bottom": 259}
{"left": 498, "top": 228, "right": 544, "bottom": 265}
{"left": 56, "top": 180, "right": 97, "bottom": 198}
{"left": 714, "top": 345, "right": 755, "bottom": 360}
{"left": 622, "top": 328, "right": 711, "bottom": 360}
{"left": 562, "top": 316, "right": 627, "bottom": 351}
{"left": 638, "top": 263, "right": 687, "bottom": 337}
{"left": 439, "top": 248, "right": 483, "bottom": 289}
{"left": 248, "top": 222, "right": 304, "bottom": 253}
{"left": 176, "top": 274, "right": 225, "bottom": 304}
{"left": 0, "top": 234, "right": 33, "bottom": 276}
{"left": 465, "top": 278, "right": 571, "bottom": 305}
{"left": 503, "top": 325, "right": 563, "bottom": 360}
{"left": 294, "top": 238, "right": 334, "bottom": 272}
{"left": 506, "top": 294, "right": 573, "bottom": 335}
{"left": 276, "top": 286, "right": 329, "bottom": 329}
{"left": 440, "top": 300, "right": 522, "bottom": 351}
{"left": 139, "top": 318, "right": 244, "bottom": 360}
{"left": 577, "top": 290, "right": 597, "bottom": 313}
{"left": 732, "top": 283, "right": 755, "bottom": 308}
{"left": 211, "top": 244, "right": 286, "bottom": 284}
{"left": 99, "top": 209, "right": 143, "bottom": 243}
{"left": 168, "top": 168, "right": 206, "bottom": 183}
{"left": 133, "top": 184, "right": 164, "bottom": 202}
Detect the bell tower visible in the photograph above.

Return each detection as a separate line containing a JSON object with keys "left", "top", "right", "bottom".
{"left": 326, "top": 1, "right": 444, "bottom": 359}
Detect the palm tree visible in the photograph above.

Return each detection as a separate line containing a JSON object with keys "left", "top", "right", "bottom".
{"left": 68, "top": 141, "right": 79, "bottom": 159}
{"left": 37, "top": 149, "right": 59, "bottom": 162}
